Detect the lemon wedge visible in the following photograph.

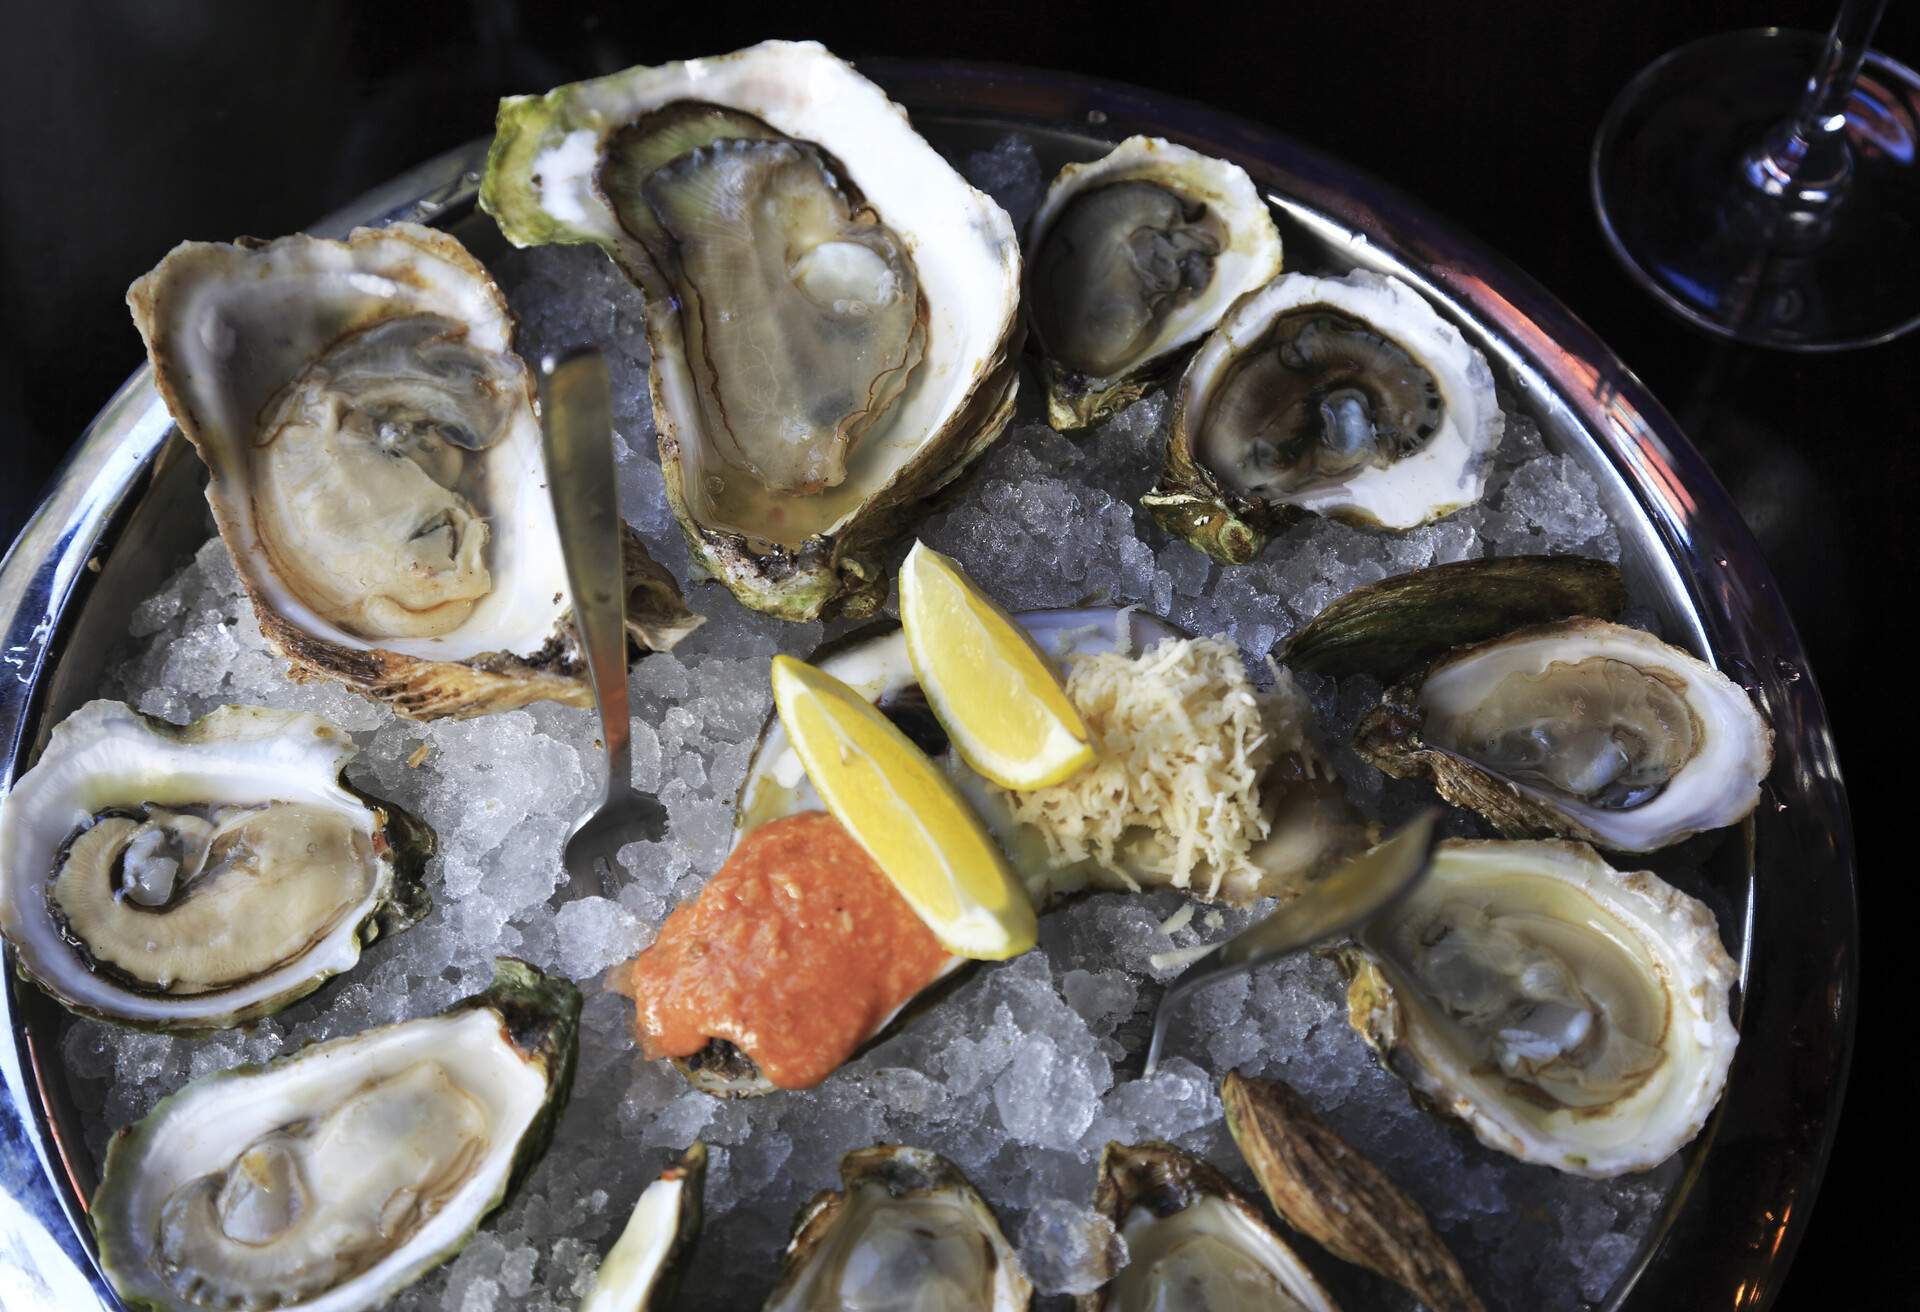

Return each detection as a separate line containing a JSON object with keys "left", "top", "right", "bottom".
{"left": 898, "top": 541, "right": 1094, "bottom": 791}
{"left": 770, "top": 654, "right": 1038, "bottom": 960}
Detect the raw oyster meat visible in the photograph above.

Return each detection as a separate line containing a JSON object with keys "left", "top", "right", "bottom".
{"left": 1340, "top": 839, "right": 1738, "bottom": 1177}
{"left": 1079, "top": 1140, "right": 1338, "bottom": 1311}
{"left": 1356, "top": 617, "right": 1772, "bottom": 850}
{"left": 1026, "top": 136, "right": 1283, "bottom": 430}
{"left": 90, "top": 959, "right": 580, "bottom": 1311}
{"left": 482, "top": 41, "right": 1022, "bottom": 620}
{"left": 764, "top": 1144, "right": 1032, "bottom": 1310}
{"left": 0, "top": 701, "right": 430, "bottom": 1030}
{"left": 127, "top": 222, "right": 698, "bottom": 720}
{"left": 1145, "top": 269, "right": 1503, "bottom": 561}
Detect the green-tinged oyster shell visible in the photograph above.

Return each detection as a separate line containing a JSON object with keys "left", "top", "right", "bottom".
{"left": 481, "top": 41, "right": 1022, "bottom": 621}
{"left": 1277, "top": 555, "right": 1626, "bottom": 682}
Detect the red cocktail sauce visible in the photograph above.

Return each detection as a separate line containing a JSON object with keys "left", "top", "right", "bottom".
{"left": 619, "top": 810, "right": 950, "bottom": 1090}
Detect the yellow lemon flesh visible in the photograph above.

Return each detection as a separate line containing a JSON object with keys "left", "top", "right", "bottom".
{"left": 770, "top": 654, "right": 1038, "bottom": 961}
{"left": 898, "top": 541, "right": 1094, "bottom": 791}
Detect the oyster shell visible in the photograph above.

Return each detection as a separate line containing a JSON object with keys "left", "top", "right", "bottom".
{"left": 1221, "top": 1072, "right": 1483, "bottom": 1312}
{"left": 1026, "top": 136, "right": 1283, "bottom": 430}
{"left": 127, "top": 222, "right": 699, "bottom": 721}
{"left": 1078, "top": 1140, "right": 1338, "bottom": 1311}
{"left": 0, "top": 701, "right": 430, "bottom": 1030}
{"left": 1277, "top": 555, "right": 1627, "bottom": 682}
{"left": 765, "top": 1144, "right": 1032, "bottom": 1310}
{"left": 91, "top": 959, "right": 580, "bottom": 1311}
{"left": 1144, "top": 269, "right": 1502, "bottom": 562}
{"left": 1356, "top": 617, "right": 1772, "bottom": 851}
{"left": 1339, "top": 839, "right": 1738, "bottom": 1177}
{"left": 482, "top": 41, "right": 1023, "bottom": 621}
{"left": 579, "top": 1143, "right": 707, "bottom": 1312}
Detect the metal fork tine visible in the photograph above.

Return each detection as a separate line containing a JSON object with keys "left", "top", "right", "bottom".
{"left": 1140, "top": 810, "right": 1441, "bottom": 1078}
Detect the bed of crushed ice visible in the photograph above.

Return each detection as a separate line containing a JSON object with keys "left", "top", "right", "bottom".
{"left": 56, "top": 135, "right": 1686, "bottom": 1311}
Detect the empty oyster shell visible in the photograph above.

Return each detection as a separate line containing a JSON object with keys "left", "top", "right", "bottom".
{"left": 1221, "top": 1072, "right": 1483, "bottom": 1312}
{"left": 580, "top": 1143, "right": 707, "bottom": 1312}
{"left": 765, "top": 1144, "right": 1032, "bottom": 1310}
{"left": 1277, "top": 555, "right": 1627, "bottom": 682}
{"left": 1026, "top": 136, "right": 1283, "bottom": 430}
{"left": 1338, "top": 839, "right": 1738, "bottom": 1177}
{"left": 127, "top": 222, "right": 699, "bottom": 720}
{"left": 1079, "top": 1140, "right": 1338, "bottom": 1311}
{"left": 91, "top": 959, "right": 580, "bottom": 1312}
{"left": 483, "top": 41, "right": 1023, "bottom": 621}
{"left": 1145, "top": 269, "right": 1502, "bottom": 561}
{"left": 0, "top": 701, "right": 430, "bottom": 1030}
{"left": 1356, "top": 617, "right": 1772, "bottom": 851}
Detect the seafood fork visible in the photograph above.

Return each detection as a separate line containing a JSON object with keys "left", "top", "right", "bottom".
{"left": 540, "top": 348, "right": 666, "bottom": 900}
{"left": 1141, "top": 810, "right": 1441, "bottom": 1077}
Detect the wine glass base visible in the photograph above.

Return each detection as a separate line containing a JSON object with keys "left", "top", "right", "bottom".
{"left": 1593, "top": 28, "right": 1920, "bottom": 351}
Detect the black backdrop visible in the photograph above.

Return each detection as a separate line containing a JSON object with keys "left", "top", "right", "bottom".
{"left": 0, "top": 1, "right": 1910, "bottom": 1304}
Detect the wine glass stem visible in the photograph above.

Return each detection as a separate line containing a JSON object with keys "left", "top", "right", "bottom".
{"left": 1747, "top": 0, "right": 1885, "bottom": 204}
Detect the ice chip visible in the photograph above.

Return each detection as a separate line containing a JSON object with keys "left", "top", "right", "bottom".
{"left": 960, "top": 133, "right": 1044, "bottom": 231}
{"left": 1018, "top": 1198, "right": 1129, "bottom": 1295}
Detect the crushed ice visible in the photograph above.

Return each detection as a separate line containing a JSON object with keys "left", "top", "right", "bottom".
{"left": 58, "top": 135, "right": 1669, "bottom": 1311}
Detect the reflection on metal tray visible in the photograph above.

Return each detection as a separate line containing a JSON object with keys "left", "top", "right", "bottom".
{"left": 0, "top": 58, "right": 1854, "bottom": 1311}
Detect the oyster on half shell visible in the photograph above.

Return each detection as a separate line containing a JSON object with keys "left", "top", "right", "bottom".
{"left": 1026, "top": 136, "right": 1283, "bottom": 430}
{"left": 1339, "top": 840, "right": 1738, "bottom": 1177}
{"left": 1079, "top": 1140, "right": 1338, "bottom": 1312}
{"left": 1145, "top": 269, "right": 1503, "bottom": 562}
{"left": 1356, "top": 618, "right": 1772, "bottom": 851}
{"left": 481, "top": 41, "right": 1023, "bottom": 621}
{"left": 90, "top": 959, "right": 580, "bottom": 1312}
{"left": 765, "top": 1144, "right": 1032, "bottom": 1310}
{"left": 0, "top": 701, "right": 430, "bottom": 1030}
{"left": 128, "top": 222, "right": 699, "bottom": 721}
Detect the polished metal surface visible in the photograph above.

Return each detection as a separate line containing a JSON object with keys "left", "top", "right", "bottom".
{"left": 0, "top": 61, "right": 1854, "bottom": 1311}
{"left": 540, "top": 349, "right": 663, "bottom": 901}
{"left": 1142, "top": 811, "right": 1440, "bottom": 1078}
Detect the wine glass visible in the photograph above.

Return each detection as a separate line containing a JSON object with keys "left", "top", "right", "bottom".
{"left": 1592, "top": 1, "right": 1920, "bottom": 350}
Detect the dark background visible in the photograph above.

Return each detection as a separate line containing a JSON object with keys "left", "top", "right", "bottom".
{"left": 0, "top": 0, "right": 1908, "bottom": 1304}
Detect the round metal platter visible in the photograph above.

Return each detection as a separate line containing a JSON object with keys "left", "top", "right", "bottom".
{"left": 0, "top": 58, "right": 1855, "bottom": 1310}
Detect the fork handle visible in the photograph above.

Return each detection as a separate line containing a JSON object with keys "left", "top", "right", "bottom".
{"left": 540, "top": 349, "right": 633, "bottom": 801}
